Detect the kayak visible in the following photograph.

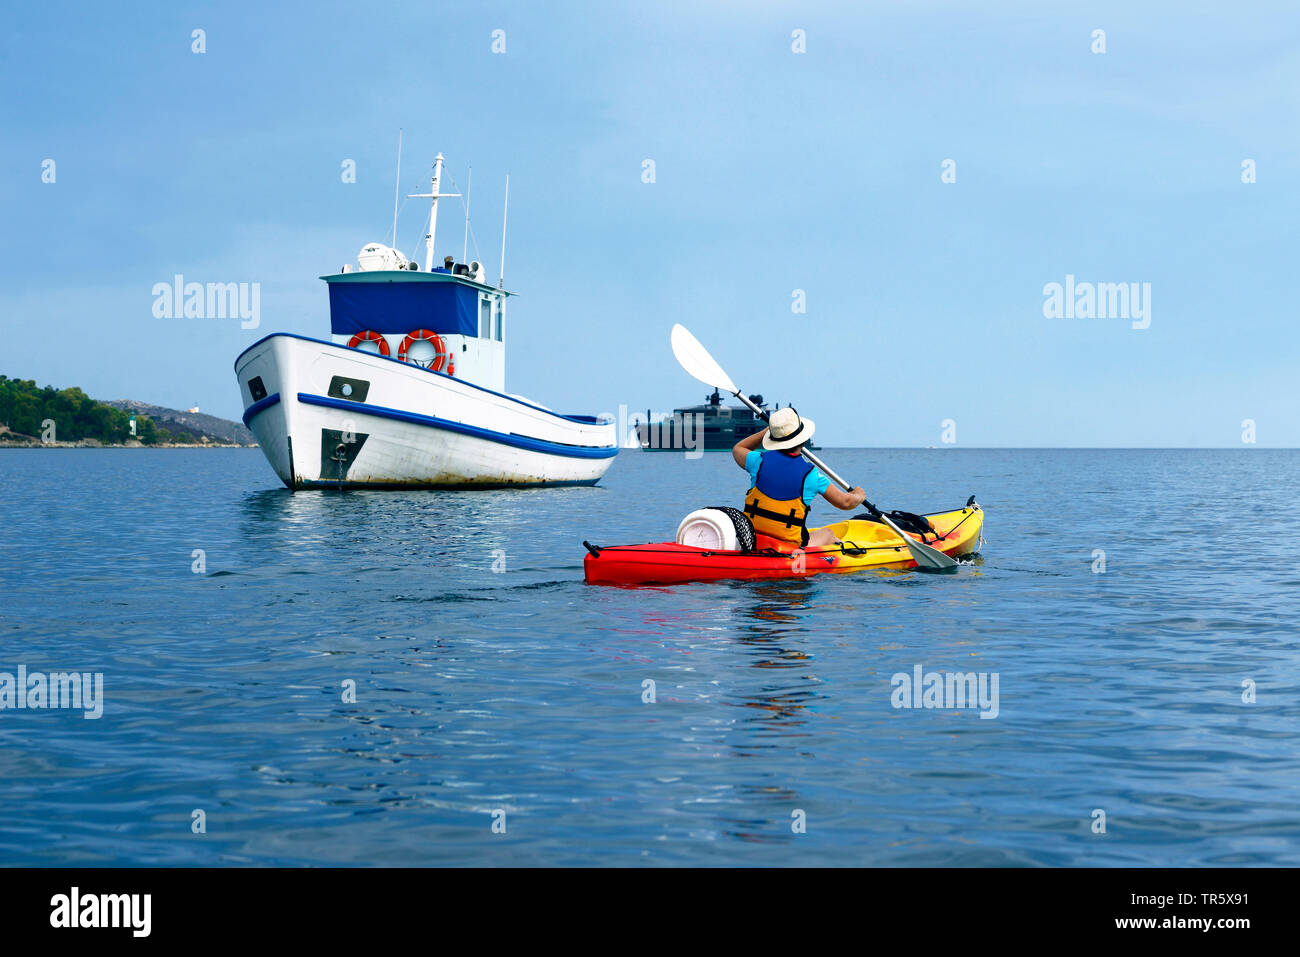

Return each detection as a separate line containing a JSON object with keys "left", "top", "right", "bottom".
{"left": 583, "top": 502, "right": 984, "bottom": 585}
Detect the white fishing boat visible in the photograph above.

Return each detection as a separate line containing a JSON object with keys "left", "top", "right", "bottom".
{"left": 234, "top": 151, "right": 618, "bottom": 489}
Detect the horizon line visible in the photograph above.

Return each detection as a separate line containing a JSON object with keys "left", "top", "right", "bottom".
{"left": 627, "top": 445, "right": 1296, "bottom": 451}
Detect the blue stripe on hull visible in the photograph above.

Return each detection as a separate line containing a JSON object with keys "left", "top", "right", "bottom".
{"left": 242, "top": 392, "right": 282, "bottom": 427}
{"left": 296, "top": 392, "right": 619, "bottom": 460}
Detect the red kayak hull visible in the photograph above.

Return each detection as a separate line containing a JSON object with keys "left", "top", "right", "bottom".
{"left": 584, "top": 505, "right": 984, "bottom": 585}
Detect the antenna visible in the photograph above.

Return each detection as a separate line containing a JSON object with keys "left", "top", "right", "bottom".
{"left": 498, "top": 174, "right": 509, "bottom": 288}
{"left": 462, "top": 166, "right": 471, "bottom": 266}
{"left": 391, "top": 129, "right": 403, "bottom": 246}
{"left": 407, "top": 153, "right": 461, "bottom": 272}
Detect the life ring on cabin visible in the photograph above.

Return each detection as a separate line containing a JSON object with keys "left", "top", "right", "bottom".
{"left": 398, "top": 329, "right": 452, "bottom": 373}
{"left": 346, "top": 330, "right": 390, "bottom": 356}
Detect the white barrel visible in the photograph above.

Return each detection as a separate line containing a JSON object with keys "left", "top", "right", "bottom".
{"left": 675, "top": 508, "right": 739, "bottom": 550}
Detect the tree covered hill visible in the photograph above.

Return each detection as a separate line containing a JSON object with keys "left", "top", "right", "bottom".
{"left": 0, "top": 376, "right": 254, "bottom": 446}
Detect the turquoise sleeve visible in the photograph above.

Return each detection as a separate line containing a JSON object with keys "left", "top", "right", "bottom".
{"left": 803, "top": 467, "right": 832, "bottom": 506}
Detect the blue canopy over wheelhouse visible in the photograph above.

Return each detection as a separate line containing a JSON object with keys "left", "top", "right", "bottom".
{"left": 323, "top": 272, "right": 502, "bottom": 338}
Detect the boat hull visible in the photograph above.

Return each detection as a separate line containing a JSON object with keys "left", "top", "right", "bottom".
{"left": 584, "top": 505, "right": 983, "bottom": 585}
{"left": 235, "top": 334, "right": 617, "bottom": 489}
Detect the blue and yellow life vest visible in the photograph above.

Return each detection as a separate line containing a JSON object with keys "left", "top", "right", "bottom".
{"left": 744, "top": 451, "right": 815, "bottom": 546}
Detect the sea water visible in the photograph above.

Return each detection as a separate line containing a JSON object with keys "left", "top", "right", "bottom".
{"left": 0, "top": 447, "right": 1296, "bottom": 865}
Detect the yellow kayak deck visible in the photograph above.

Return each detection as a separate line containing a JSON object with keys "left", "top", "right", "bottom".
{"left": 783, "top": 504, "right": 984, "bottom": 572}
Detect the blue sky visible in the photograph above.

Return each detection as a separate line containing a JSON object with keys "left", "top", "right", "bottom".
{"left": 2, "top": 1, "right": 1296, "bottom": 446}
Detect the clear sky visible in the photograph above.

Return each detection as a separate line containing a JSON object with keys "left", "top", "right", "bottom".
{"left": 2, "top": 1, "right": 1296, "bottom": 446}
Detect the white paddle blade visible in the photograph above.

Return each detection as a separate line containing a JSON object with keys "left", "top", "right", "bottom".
{"left": 670, "top": 323, "right": 738, "bottom": 394}
{"left": 873, "top": 511, "right": 959, "bottom": 570}
{"left": 908, "top": 539, "right": 960, "bottom": 570}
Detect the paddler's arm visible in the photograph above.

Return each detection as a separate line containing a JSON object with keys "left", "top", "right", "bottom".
{"left": 823, "top": 484, "right": 867, "bottom": 510}
{"left": 732, "top": 429, "right": 767, "bottom": 467}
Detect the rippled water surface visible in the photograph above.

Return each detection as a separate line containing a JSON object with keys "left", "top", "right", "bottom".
{"left": 1, "top": 447, "right": 1297, "bottom": 866}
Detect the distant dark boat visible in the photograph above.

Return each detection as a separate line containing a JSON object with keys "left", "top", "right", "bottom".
{"left": 636, "top": 390, "right": 816, "bottom": 452}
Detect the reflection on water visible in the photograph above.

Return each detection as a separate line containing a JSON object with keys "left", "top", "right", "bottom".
{"left": 237, "top": 485, "right": 602, "bottom": 571}
{"left": 744, "top": 578, "right": 816, "bottom": 627}
{"left": 725, "top": 578, "right": 822, "bottom": 764}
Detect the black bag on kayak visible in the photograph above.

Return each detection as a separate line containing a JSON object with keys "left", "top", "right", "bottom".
{"left": 852, "top": 509, "right": 937, "bottom": 539}
{"left": 706, "top": 505, "right": 757, "bottom": 553}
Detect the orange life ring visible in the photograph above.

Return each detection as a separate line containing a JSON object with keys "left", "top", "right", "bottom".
{"left": 346, "top": 330, "right": 390, "bottom": 356}
{"left": 398, "top": 329, "right": 452, "bottom": 373}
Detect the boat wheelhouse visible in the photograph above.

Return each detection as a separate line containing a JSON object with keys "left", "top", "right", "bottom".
{"left": 324, "top": 265, "right": 507, "bottom": 389}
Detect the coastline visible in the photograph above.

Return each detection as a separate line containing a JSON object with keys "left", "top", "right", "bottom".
{"left": 0, "top": 440, "right": 254, "bottom": 449}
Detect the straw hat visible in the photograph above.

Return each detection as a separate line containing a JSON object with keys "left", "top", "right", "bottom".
{"left": 763, "top": 407, "right": 815, "bottom": 450}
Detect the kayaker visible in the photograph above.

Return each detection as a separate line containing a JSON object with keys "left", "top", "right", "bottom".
{"left": 733, "top": 408, "right": 866, "bottom": 548}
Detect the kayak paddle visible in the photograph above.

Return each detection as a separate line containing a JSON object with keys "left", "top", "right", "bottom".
{"left": 669, "top": 323, "right": 960, "bottom": 570}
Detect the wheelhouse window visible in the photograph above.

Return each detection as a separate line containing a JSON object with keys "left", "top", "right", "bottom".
{"left": 494, "top": 297, "right": 504, "bottom": 342}
{"left": 479, "top": 297, "right": 491, "bottom": 338}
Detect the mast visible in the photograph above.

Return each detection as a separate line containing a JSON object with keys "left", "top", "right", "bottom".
{"left": 407, "top": 152, "right": 461, "bottom": 271}
{"left": 498, "top": 174, "right": 509, "bottom": 288}
{"left": 391, "top": 129, "right": 403, "bottom": 248}
{"left": 462, "top": 166, "right": 471, "bottom": 265}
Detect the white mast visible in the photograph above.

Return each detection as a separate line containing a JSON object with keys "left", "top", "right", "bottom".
{"left": 462, "top": 166, "right": 471, "bottom": 265}
{"left": 499, "top": 174, "right": 509, "bottom": 288}
{"left": 391, "top": 129, "right": 403, "bottom": 247}
{"left": 407, "top": 152, "right": 461, "bottom": 271}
